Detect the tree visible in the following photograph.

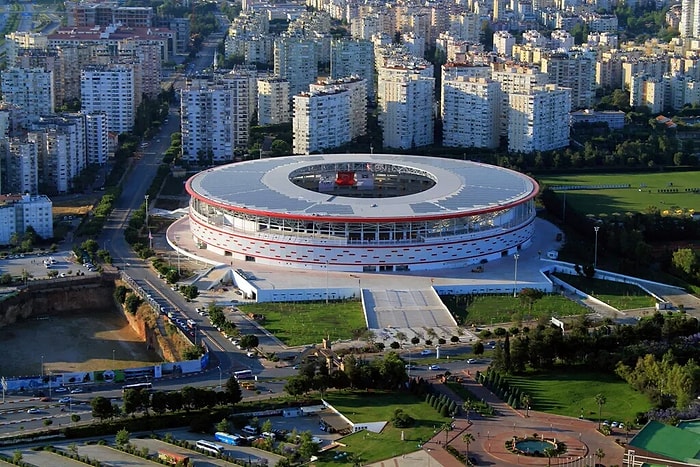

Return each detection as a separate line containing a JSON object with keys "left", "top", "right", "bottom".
{"left": 224, "top": 376, "right": 243, "bottom": 404}
{"left": 216, "top": 418, "right": 230, "bottom": 432}
{"left": 240, "top": 334, "right": 259, "bottom": 349}
{"left": 463, "top": 432, "right": 475, "bottom": 459}
{"left": 411, "top": 336, "right": 420, "bottom": 345}
{"left": 285, "top": 376, "right": 310, "bottom": 399}
{"left": 151, "top": 391, "right": 168, "bottom": 415}
{"left": 595, "top": 447, "right": 605, "bottom": 465}
{"left": 70, "top": 414, "right": 81, "bottom": 424}
{"left": 123, "top": 388, "right": 145, "bottom": 415}
{"left": 441, "top": 421, "right": 452, "bottom": 446}
{"left": 595, "top": 393, "right": 607, "bottom": 430}
{"left": 543, "top": 447, "right": 556, "bottom": 466}
{"left": 91, "top": 396, "right": 114, "bottom": 421}
{"left": 473, "top": 341, "right": 484, "bottom": 355}
{"left": 115, "top": 428, "right": 130, "bottom": 446}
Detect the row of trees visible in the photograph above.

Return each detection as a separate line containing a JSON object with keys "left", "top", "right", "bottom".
{"left": 91, "top": 377, "right": 243, "bottom": 421}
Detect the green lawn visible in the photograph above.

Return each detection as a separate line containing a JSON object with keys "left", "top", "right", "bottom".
{"left": 554, "top": 273, "right": 656, "bottom": 310}
{"left": 443, "top": 294, "right": 587, "bottom": 326}
{"left": 315, "top": 392, "right": 449, "bottom": 466}
{"left": 506, "top": 370, "right": 650, "bottom": 422}
{"left": 237, "top": 301, "right": 366, "bottom": 346}
{"left": 536, "top": 171, "right": 700, "bottom": 216}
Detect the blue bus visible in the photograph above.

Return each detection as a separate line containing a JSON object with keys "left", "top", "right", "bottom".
{"left": 215, "top": 432, "right": 243, "bottom": 446}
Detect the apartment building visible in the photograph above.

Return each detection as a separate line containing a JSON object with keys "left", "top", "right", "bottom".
{"left": 84, "top": 111, "right": 110, "bottom": 165}
{"left": 492, "top": 64, "right": 549, "bottom": 136}
{"left": 442, "top": 76, "right": 500, "bottom": 149}
{"left": 5, "top": 138, "right": 39, "bottom": 195}
{"left": 0, "top": 194, "right": 53, "bottom": 245}
{"left": 81, "top": 65, "right": 136, "bottom": 134}
{"left": 180, "top": 72, "right": 252, "bottom": 163}
{"left": 257, "top": 77, "right": 291, "bottom": 126}
{"left": 274, "top": 36, "right": 318, "bottom": 98}
{"left": 1, "top": 68, "right": 55, "bottom": 123}
{"left": 541, "top": 52, "right": 595, "bottom": 109}
{"left": 508, "top": 84, "right": 571, "bottom": 153}
{"left": 331, "top": 38, "right": 375, "bottom": 103}
{"left": 377, "top": 63, "right": 435, "bottom": 149}
{"left": 310, "top": 76, "right": 368, "bottom": 140}
{"left": 493, "top": 31, "right": 515, "bottom": 56}
{"left": 293, "top": 88, "right": 351, "bottom": 154}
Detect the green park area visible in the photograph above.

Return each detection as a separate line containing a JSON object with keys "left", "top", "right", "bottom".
{"left": 505, "top": 370, "right": 650, "bottom": 423}
{"left": 315, "top": 392, "right": 449, "bottom": 466}
{"left": 537, "top": 171, "right": 700, "bottom": 216}
{"left": 238, "top": 301, "right": 366, "bottom": 346}
{"left": 443, "top": 294, "right": 587, "bottom": 326}
{"left": 554, "top": 273, "right": 656, "bottom": 310}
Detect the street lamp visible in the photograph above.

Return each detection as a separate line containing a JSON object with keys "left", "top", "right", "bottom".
{"left": 513, "top": 253, "right": 520, "bottom": 298}
{"left": 217, "top": 365, "right": 222, "bottom": 390}
{"left": 350, "top": 274, "right": 361, "bottom": 299}
{"left": 41, "top": 355, "right": 44, "bottom": 379}
{"left": 145, "top": 195, "right": 152, "bottom": 250}
{"left": 112, "top": 349, "right": 115, "bottom": 364}
{"left": 174, "top": 235, "right": 181, "bottom": 275}
{"left": 594, "top": 226, "right": 600, "bottom": 269}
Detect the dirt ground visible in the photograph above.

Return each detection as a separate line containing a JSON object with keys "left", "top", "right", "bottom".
{"left": 0, "top": 309, "right": 163, "bottom": 377}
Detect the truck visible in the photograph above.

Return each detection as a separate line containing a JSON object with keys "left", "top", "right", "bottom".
{"left": 157, "top": 450, "right": 190, "bottom": 466}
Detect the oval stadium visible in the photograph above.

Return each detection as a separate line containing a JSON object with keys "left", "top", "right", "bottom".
{"left": 184, "top": 154, "right": 539, "bottom": 272}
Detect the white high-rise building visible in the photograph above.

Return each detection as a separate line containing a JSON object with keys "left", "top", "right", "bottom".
{"left": 541, "top": 52, "right": 595, "bottom": 109}
{"left": 80, "top": 65, "right": 136, "bottom": 134}
{"left": 680, "top": 0, "right": 700, "bottom": 38}
{"left": 492, "top": 65, "right": 549, "bottom": 136}
{"left": 5, "top": 138, "right": 39, "bottom": 195}
{"left": 84, "top": 111, "right": 109, "bottom": 165}
{"left": 257, "top": 77, "right": 290, "bottom": 126}
{"left": 378, "top": 63, "right": 435, "bottom": 149}
{"left": 493, "top": 31, "right": 515, "bottom": 56}
{"left": 180, "top": 72, "right": 251, "bottom": 163}
{"left": 330, "top": 39, "right": 375, "bottom": 103}
{"left": 29, "top": 114, "right": 87, "bottom": 194}
{"left": 442, "top": 77, "right": 500, "bottom": 149}
{"left": 0, "top": 194, "right": 53, "bottom": 245}
{"left": 310, "top": 76, "right": 368, "bottom": 140}
{"left": 274, "top": 37, "right": 318, "bottom": 98}
{"left": 1, "top": 68, "right": 55, "bottom": 123}
{"left": 508, "top": 84, "right": 571, "bottom": 153}
{"left": 293, "top": 88, "right": 351, "bottom": 154}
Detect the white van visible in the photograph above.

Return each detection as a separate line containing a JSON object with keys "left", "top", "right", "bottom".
{"left": 242, "top": 425, "right": 258, "bottom": 435}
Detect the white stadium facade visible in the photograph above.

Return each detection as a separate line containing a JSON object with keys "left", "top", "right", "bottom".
{"left": 184, "top": 154, "right": 539, "bottom": 272}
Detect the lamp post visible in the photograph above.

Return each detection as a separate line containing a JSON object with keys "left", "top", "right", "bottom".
{"left": 217, "top": 365, "right": 222, "bottom": 390}
{"left": 145, "top": 195, "right": 152, "bottom": 249}
{"left": 174, "top": 235, "right": 181, "bottom": 275}
{"left": 41, "top": 355, "right": 44, "bottom": 379}
{"left": 513, "top": 253, "right": 520, "bottom": 298}
{"left": 350, "top": 274, "right": 361, "bottom": 299}
{"left": 325, "top": 260, "right": 329, "bottom": 305}
{"left": 112, "top": 349, "right": 115, "bottom": 364}
{"left": 594, "top": 226, "right": 600, "bottom": 269}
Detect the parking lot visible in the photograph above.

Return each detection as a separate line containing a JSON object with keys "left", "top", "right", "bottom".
{"left": 0, "top": 250, "right": 99, "bottom": 281}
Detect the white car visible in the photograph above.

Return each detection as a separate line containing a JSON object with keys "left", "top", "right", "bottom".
{"left": 420, "top": 349, "right": 432, "bottom": 356}
{"left": 70, "top": 388, "right": 83, "bottom": 394}
{"left": 58, "top": 397, "right": 72, "bottom": 404}
{"left": 428, "top": 364, "right": 441, "bottom": 371}
{"left": 54, "top": 387, "right": 68, "bottom": 393}
{"left": 467, "top": 358, "right": 478, "bottom": 364}
{"left": 27, "top": 408, "right": 41, "bottom": 414}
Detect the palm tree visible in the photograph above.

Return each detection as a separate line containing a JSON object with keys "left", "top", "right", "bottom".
{"left": 624, "top": 420, "right": 634, "bottom": 442}
{"left": 462, "top": 432, "right": 475, "bottom": 460}
{"left": 521, "top": 394, "right": 532, "bottom": 417}
{"left": 441, "top": 421, "right": 452, "bottom": 446}
{"left": 543, "top": 447, "right": 556, "bottom": 466}
{"left": 463, "top": 400, "right": 473, "bottom": 421}
{"left": 595, "top": 447, "right": 605, "bottom": 465}
{"left": 594, "top": 393, "right": 607, "bottom": 430}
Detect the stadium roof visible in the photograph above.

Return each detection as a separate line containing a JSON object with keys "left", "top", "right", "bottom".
{"left": 186, "top": 154, "right": 538, "bottom": 223}
{"left": 629, "top": 420, "right": 700, "bottom": 464}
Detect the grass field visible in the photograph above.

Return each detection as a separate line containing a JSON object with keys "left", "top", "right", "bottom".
{"left": 237, "top": 301, "right": 366, "bottom": 347}
{"left": 315, "top": 391, "right": 449, "bottom": 466}
{"left": 505, "top": 370, "right": 650, "bottom": 423}
{"left": 536, "top": 172, "right": 700, "bottom": 216}
{"left": 554, "top": 273, "right": 656, "bottom": 310}
{"left": 52, "top": 194, "right": 100, "bottom": 218}
{"left": 443, "top": 294, "right": 587, "bottom": 326}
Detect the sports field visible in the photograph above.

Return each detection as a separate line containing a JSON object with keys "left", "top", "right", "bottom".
{"left": 537, "top": 172, "right": 700, "bottom": 216}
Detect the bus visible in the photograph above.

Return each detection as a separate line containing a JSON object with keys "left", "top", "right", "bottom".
{"left": 122, "top": 382, "right": 153, "bottom": 393}
{"left": 214, "top": 431, "right": 243, "bottom": 446}
{"left": 195, "top": 439, "right": 225, "bottom": 455}
{"left": 234, "top": 369, "right": 253, "bottom": 380}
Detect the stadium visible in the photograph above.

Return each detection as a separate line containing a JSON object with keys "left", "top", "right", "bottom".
{"left": 184, "top": 154, "right": 539, "bottom": 272}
